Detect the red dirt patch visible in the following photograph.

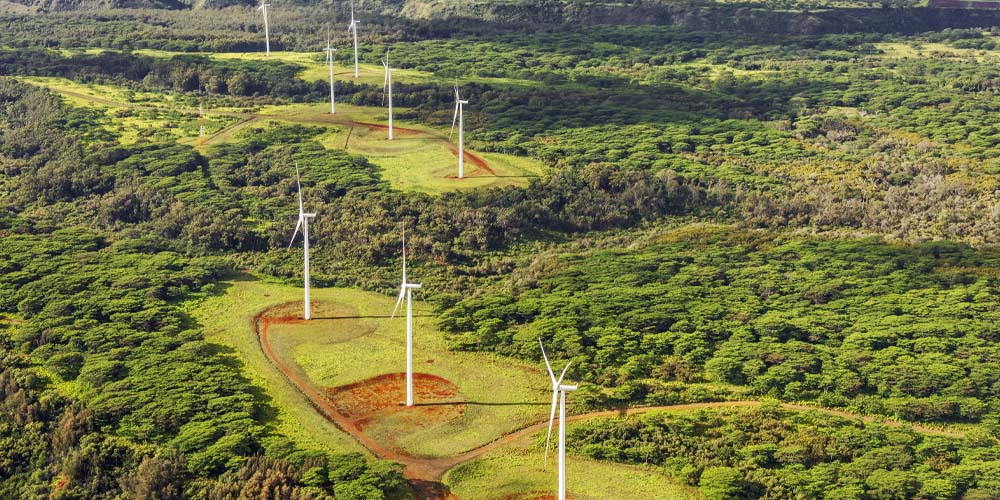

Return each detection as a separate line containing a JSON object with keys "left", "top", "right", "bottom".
{"left": 52, "top": 475, "right": 69, "bottom": 493}
{"left": 326, "top": 372, "right": 465, "bottom": 431}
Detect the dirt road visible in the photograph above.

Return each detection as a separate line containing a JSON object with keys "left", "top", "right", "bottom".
{"left": 253, "top": 306, "right": 972, "bottom": 499}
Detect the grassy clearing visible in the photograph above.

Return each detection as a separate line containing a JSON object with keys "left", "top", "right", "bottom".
{"left": 191, "top": 277, "right": 553, "bottom": 460}
{"left": 877, "top": 41, "right": 1000, "bottom": 60}
{"left": 259, "top": 102, "right": 546, "bottom": 194}
{"left": 19, "top": 76, "right": 179, "bottom": 108}
{"left": 19, "top": 76, "right": 238, "bottom": 146}
{"left": 278, "top": 287, "right": 553, "bottom": 459}
{"left": 444, "top": 426, "right": 703, "bottom": 500}
{"left": 187, "top": 278, "right": 368, "bottom": 456}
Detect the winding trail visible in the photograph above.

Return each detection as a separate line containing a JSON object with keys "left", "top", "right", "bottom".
{"left": 253, "top": 307, "right": 974, "bottom": 499}
{"left": 42, "top": 85, "right": 499, "bottom": 177}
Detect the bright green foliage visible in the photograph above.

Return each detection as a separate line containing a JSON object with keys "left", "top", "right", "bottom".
{"left": 441, "top": 226, "right": 1000, "bottom": 424}
{"left": 569, "top": 407, "right": 999, "bottom": 500}
{"left": 0, "top": 81, "right": 406, "bottom": 498}
{"left": 698, "top": 467, "right": 745, "bottom": 500}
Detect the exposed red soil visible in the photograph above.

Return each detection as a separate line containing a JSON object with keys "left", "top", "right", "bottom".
{"left": 254, "top": 302, "right": 980, "bottom": 499}
{"left": 51, "top": 475, "right": 69, "bottom": 495}
{"left": 326, "top": 372, "right": 465, "bottom": 431}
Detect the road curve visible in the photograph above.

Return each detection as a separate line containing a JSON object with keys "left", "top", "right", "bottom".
{"left": 253, "top": 307, "right": 971, "bottom": 485}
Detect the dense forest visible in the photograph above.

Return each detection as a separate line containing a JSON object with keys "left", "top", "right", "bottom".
{"left": 3, "top": 0, "right": 1000, "bottom": 498}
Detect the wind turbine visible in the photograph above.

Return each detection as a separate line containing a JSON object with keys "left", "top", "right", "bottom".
{"left": 381, "top": 50, "right": 394, "bottom": 141}
{"left": 540, "top": 339, "right": 577, "bottom": 500}
{"left": 450, "top": 87, "right": 469, "bottom": 179}
{"left": 391, "top": 228, "right": 421, "bottom": 406}
{"left": 347, "top": 0, "right": 359, "bottom": 78}
{"left": 324, "top": 26, "right": 337, "bottom": 114}
{"left": 288, "top": 165, "right": 316, "bottom": 320}
{"left": 258, "top": 1, "right": 271, "bottom": 56}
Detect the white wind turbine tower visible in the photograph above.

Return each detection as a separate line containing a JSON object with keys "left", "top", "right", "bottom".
{"left": 391, "top": 228, "right": 421, "bottom": 406}
{"left": 347, "top": 0, "right": 359, "bottom": 78}
{"left": 450, "top": 87, "right": 469, "bottom": 179}
{"left": 324, "top": 26, "right": 337, "bottom": 114}
{"left": 381, "top": 50, "right": 394, "bottom": 140}
{"left": 258, "top": 1, "right": 271, "bottom": 56}
{"left": 540, "top": 339, "right": 577, "bottom": 500}
{"left": 288, "top": 165, "right": 316, "bottom": 320}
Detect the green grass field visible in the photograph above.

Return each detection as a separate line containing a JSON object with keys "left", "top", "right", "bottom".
{"left": 188, "top": 278, "right": 369, "bottom": 457}
{"left": 189, "top": 278, "right": 707, "bottom": 498}
{"left": 274, "top": 288, "right": 552, "bottom": 458}
{"left": 877, "top": 40, "right": 1000, "bottom": 60}
{"left": 259, "top": 102, "right": 546, "bottom": 194}
{"left": 192, "top": 278, "right": 552, "bottom": 459}
{"left": 444, "top": 425, "right": 704, "bottom": 500}
{"left": 18, "top": 76, "right": 238, "bottom": 146}
{"left": 19, "top": 76, "right": 180, "bottom": 108}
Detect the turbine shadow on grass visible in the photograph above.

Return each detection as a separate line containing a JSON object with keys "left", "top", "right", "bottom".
{"left": 471, "top": 175, "right": 540, "bottom": 178}
{"left": 308, "top": 314, "right": 435, "bottom": 320}
{"left": 413, "top": 401, "right": 549, "bottom": 407}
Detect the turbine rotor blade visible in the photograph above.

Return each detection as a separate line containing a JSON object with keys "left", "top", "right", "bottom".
{"left": 544, "top": 388, "right": 558, "bottom": 470}
{"left": 391, "top": 285, "right": 405, "bottom": 318}
{"left": 450, "top": 100, "right": 459, "bottom": 139}
{"left": 288, "top": 217, "right": 302, "bottom": 250}
{"left": 539, "top": 339, "right": 557, "bottom": 385}
{"left": 556, "top": 361, "right": 572, "bottom": 386}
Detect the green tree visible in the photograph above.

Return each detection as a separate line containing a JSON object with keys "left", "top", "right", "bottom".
{"left": 699, "top": 466, "right": 746, "bottom": 500}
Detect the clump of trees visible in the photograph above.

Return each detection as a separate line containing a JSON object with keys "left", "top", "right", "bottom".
{"left": 568, "top": 406, "right": 1000, "bottom": 500}
{"left": 439, "top": 226, "right": 1000, "bottom": 427}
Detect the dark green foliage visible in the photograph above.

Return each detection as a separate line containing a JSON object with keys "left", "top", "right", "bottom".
{"left": 46, "top": 352, "right": 84, "bottom": 380}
